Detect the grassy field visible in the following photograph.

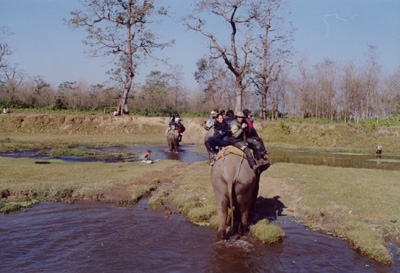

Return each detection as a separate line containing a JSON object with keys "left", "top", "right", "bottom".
{"left": 0, "top": 113, "right": 399, "bottom": 263}
{"left": 0, "top": 157, "right": 178, "bottom": 211}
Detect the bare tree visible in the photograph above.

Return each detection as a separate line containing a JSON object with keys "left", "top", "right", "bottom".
{"left": 168, "top": 65, "right": 187, "bottom": 110}
{"left": 382, "top": 67, "right": 400, "bottom": 116}
{"left": 339, "top": 61, "right": 362, "bottom": 122}
{"left": 194, "top": 56, "right": 235, "bottom": 110}
{"left": 184, "top": 0, "right": 255, "bottom": 113}
{"left": 0, "top": 26, "right": 14, "bottom": 83}
{"left": 68, "top": 0, "right": 172, "bottom": 115}
{"left": 249, "top": 0, "right": 294, "bottom": 119}
{"left": 362, "top": 44, "right": 381, "bottom": 119}
{"left": 314, "top": 59, "right": 337, "bottom": 119}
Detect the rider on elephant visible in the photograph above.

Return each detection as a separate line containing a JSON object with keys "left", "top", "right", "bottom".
{"left": 224, "top": 109, "right": 235, "bottom": 129}
{"left": 230, "top": 111, "right": 260, "bottom": 171}
{"left": 204, "top": 109, "right": 219, "bottom": 130}
{"left": 205, "top": 113, "right": 231, "bottom": 166}
{"left": 174, "top": 117, "right": 185, "bottom": 142}
{"left": 242, "top": 109, "right": 269, "bottom": 164}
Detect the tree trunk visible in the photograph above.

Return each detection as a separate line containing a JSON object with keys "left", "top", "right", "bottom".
{"left": 234, "top": 86, "right": 242, "bottom": 113}
{"left": 261, "top": 94, "right": 267, "bottom": 120}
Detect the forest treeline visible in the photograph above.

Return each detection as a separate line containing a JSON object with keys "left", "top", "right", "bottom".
{"left": 0, "top": 0, "right": 399, "bottom": 121}
{"left": 1, "top": 55, "right": 399, "bottom": 122}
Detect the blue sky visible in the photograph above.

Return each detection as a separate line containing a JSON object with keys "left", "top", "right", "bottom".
{"left": 1, "top": 0, "right": 399, "bottom": 89}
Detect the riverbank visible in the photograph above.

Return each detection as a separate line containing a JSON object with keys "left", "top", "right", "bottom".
{"left": 1, "top": 113, "right": 400, "bottom": 153}
{"left": 0, "top": 113, "right": 399, "bottom": 263}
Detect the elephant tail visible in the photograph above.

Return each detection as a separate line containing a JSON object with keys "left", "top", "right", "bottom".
{"left": 223, "top": 154, "right": 245, "bottom": 235}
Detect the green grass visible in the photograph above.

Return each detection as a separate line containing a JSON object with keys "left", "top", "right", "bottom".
{"left": 0, "top": 157, "right": 178, "bottom": 205}
{"left": 249, "top": 219, "right": 285, "bottom": 243}
{"left": 265, "top": 163, "right": 400, "bottom": 263}
{"left": 0, "top": 199, "right": 39, "bottom": 213}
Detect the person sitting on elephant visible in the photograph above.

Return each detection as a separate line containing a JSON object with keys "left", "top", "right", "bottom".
{"left": 224, "top": 110, "right": 235, "bottom": 129}
{"left": 205, "top": 113, "right": 231, "bottom": 166}
{"left": 243, "top": 109, "right": 269, "bottom": 164}
{"left": 204, "top": 109, "right": 218, "bottom": 130}
{"left": 230, "top": 111, "right": 260, "bottom": 171}
{"left": 174, "top": 117, "right": 185, "bottom": 142}
{"left": 166, "top": 115, "right": 176, "bottom": 135}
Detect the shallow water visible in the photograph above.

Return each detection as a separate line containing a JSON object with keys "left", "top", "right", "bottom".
{"left": 269, "top": 147, "right": 400, "bottom": 171}
{"left": 0, "top": 145, "right": 399, "bottom": 170}
{"left": 1, "top": 200, "right": 398, "bottom": 272}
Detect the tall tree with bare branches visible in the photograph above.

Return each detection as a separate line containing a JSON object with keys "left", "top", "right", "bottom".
{"left": 184, "top": 0, "right": 254, "bottom": 113}
{"left": 249, "top": 0, "right": 294, "bottom": 119}
{"left": 68, "top": 0, "right": 172, "bottom": 115}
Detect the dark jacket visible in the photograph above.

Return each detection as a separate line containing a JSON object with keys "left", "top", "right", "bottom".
{"left": 245, "top": 117, "right": 258, "bottom": 137}
{"left": 213, "top": 120, "right": 229, "bottom": 141}
{"left": 225, "top": 116, "right": 235, "bottom": 129}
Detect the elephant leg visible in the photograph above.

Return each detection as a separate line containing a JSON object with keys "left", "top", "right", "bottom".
{"left": 239, "top": 210, "right": 249, "bottom": 236}
{"left": 237, "top": 203, "right": 250, "bottom": 236}
{"left": 216, "top": 204, "right": 228, "bottom": 241}
{"left": 248, "top": 182, "right": 259, "bottom": 222}
{"left": 168, "top": 139, "right": 172, "bottom": 151}
{"left": 174, "top": 137, "right": 179, "bottom": 152}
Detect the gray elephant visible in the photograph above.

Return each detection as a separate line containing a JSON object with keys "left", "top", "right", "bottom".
{"left": 211, "top": 147, "right": 270, "bottom": 241}
{"left": 167, "top": 125, "right": 179, "bottom": 152}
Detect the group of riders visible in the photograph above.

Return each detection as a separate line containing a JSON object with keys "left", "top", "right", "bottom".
{"left": 166, "top": 114, "right": 186, "bottom": 143}
{"left": 165, "top": 109, "right": 269, "bottom": 172}
{"left": 204, "top": 109, "right": 270, "bottom": 171}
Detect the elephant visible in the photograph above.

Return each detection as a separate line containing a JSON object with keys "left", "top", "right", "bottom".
{"left": 167, "top": 128, "right": 179, "bottom": 152}
{"left": 211, "top": 147, "right": 270, "bottom": 241}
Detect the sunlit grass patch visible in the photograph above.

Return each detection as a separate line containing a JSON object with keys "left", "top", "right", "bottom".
{"left": 265, "top": 163, "right": 400, "bottom": 263}
{"left": 0, "top": 199, "right": 39, "bottom": 213}
{"left": 154, "top": 161, "right": 217, "bottom": 224}
{"left": 249, "top": 219, "right": 285, "bottom": 244}
{"left": 188, "top": 203, "right": 216, "bottom": 223}
{"left": 0, "top": 157, "right": 177, "bottom": 206}
{"left": 341, "top": 216, "right": 392, "bottom": 264}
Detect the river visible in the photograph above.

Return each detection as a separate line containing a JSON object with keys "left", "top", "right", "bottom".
{"left": 1, "top": 145, "right": 399, "bottom": 272}
{"left": 1, "top": 200, "right": 398, "bottom": 272}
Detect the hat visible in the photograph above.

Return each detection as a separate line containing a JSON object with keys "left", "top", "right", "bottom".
{"left": 210, "top": 111, "right": 216, "bottom": 115}
{"left": 243, "top": 109, "right": 251, "bottom": 116}
{"left": 235, "top": 111, "right": 246, "bottom": 118}
{"left": 175, "top": 117, "right": 180, "bottom": 122}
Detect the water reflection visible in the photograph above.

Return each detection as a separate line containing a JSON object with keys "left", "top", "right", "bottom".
{"left": 102, "top": 145, "right": 209, "bottom": 163}
{"left": 268, "top": 148, "right": 400, "bottom": 171}
{"left": 0, "top": 201, "right": 397, "bottom": 272}
{"left": 0, "top": 145, "right": 399, "bottom": 170}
